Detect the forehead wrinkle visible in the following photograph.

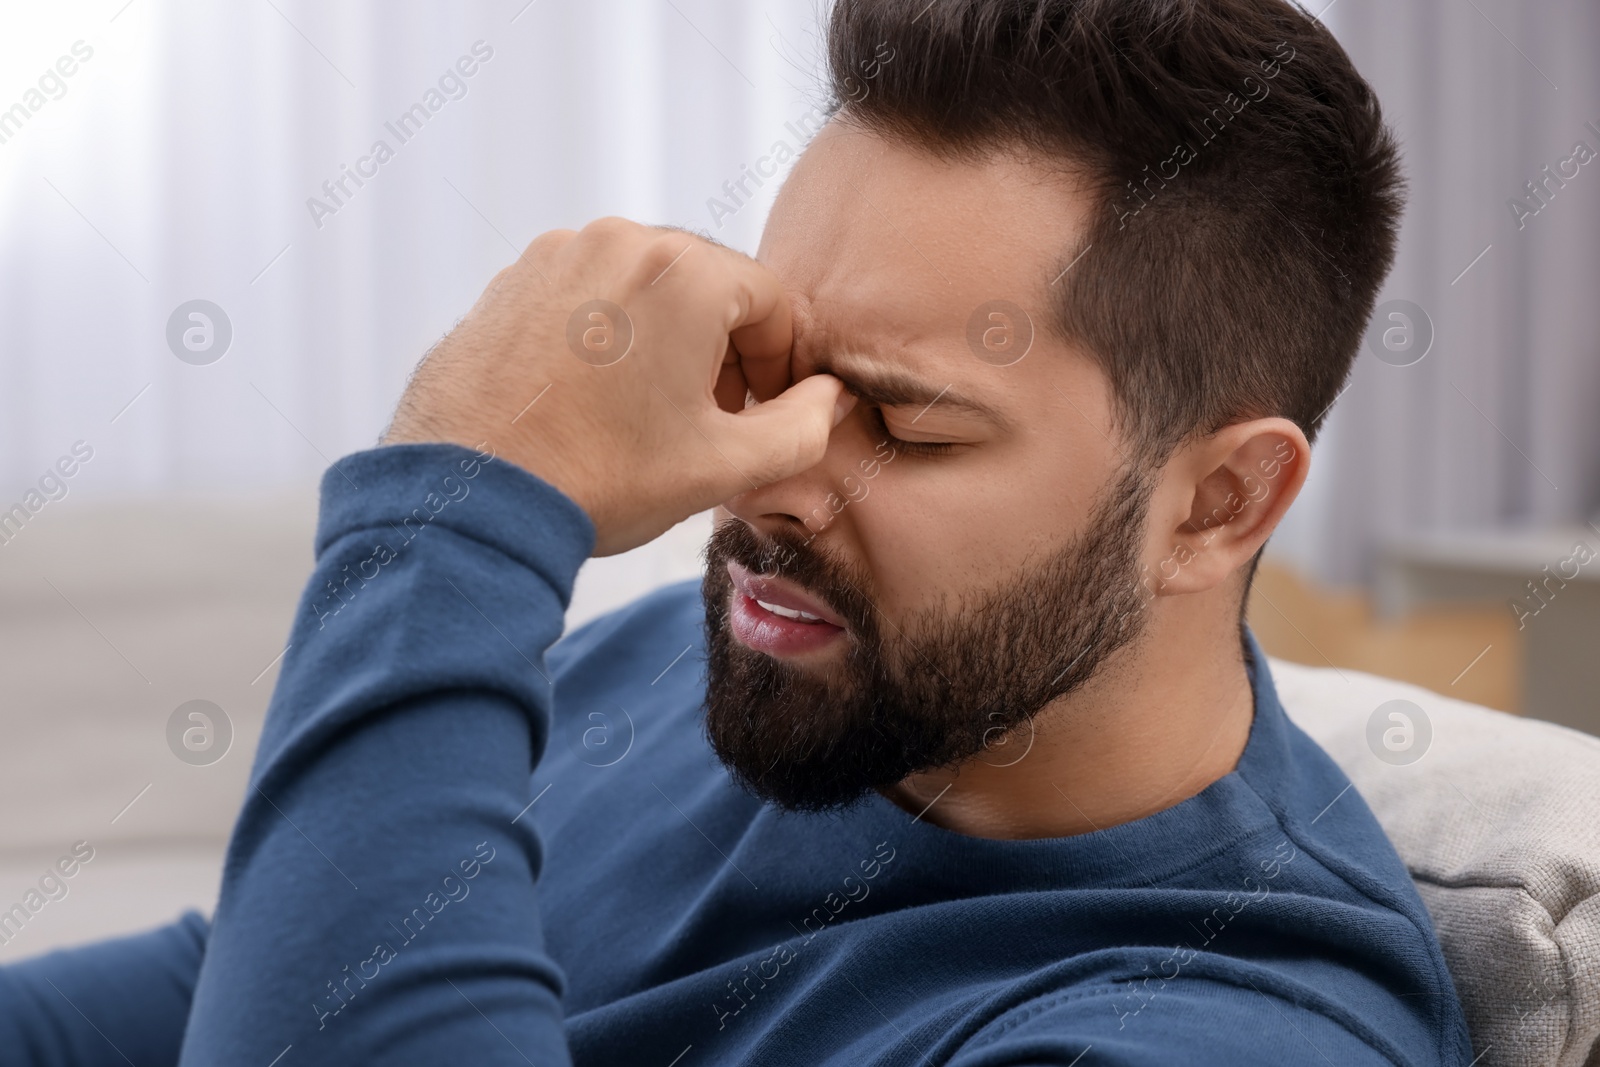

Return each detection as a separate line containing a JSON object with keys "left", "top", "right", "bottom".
{"left": 811, "top": 352, "right": 1010, "bottom": 430}
{"left": 789, "top": 278, "right": 1010, "bottom": 430}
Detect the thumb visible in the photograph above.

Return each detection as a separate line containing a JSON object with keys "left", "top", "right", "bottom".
{"left": 720, "top": 374, "right": 856, "bottom": 487}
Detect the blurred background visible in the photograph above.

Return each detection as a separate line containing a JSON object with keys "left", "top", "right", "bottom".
{"left": 1, "top": 0, "right": 1596, "bottom": 961}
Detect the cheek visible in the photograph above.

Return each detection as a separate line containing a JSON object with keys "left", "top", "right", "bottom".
{"left": 845, "top": 460, "right": 1073, "bottom": 618}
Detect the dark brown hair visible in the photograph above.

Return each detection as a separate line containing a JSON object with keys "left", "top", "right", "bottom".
{"left": 826, "top": 0, "right": 1404, "bottom": 462}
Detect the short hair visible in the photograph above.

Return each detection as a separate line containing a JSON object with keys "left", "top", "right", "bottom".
{"left": 826, "top": 0, "right": 1404, "bottom": 462}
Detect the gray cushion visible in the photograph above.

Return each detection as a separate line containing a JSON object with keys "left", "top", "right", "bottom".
{"left": 1273, "top": 657, "right": 1600, "bottom": 1067}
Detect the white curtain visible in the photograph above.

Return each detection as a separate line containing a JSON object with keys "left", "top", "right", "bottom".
{"left": 1273, "top": 0, "right": 1600, "bottom": 584}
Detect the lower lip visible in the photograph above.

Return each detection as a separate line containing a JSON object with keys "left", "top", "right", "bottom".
{"left": 728, "top": 591, "right": 846, "bottom": 658}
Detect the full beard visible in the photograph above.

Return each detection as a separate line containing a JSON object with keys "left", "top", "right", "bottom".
{"left": 701, "top": 465, "right": 1156, "bottom": 812}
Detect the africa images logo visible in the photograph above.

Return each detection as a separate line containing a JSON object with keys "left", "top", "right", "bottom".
{"left": 305, "top": 41, "right": 495, "bottom": 230}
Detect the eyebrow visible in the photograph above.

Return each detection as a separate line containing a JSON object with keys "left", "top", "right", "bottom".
{"left": 812, "top": 360, "right": 1009, "bottom": 429}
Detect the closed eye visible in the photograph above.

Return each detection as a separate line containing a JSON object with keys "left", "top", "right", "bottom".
{"left": 870, "top": 407, "right": 959, "bottom": 457}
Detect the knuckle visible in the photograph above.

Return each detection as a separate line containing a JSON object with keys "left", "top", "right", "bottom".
{"left": 500, "top": 229, "right": 574, "bottom": 291}
{"left": 580, "top": 215, "right": 637, "bottom": 245}
{"left": 631, "top": 232, "right": 700, "bottom": 286}
{"left": 524, "top": 227, "right": 575, "bottom": 260}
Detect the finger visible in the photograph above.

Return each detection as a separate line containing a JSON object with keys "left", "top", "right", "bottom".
{"left": 715, "top": 374, "right": 855, "bottom": 488}
{"left": 713, "top": 355, "right": 750, "bottom": 414}
{"left": 718, "top": 254, "right": 794, "bottom": 404}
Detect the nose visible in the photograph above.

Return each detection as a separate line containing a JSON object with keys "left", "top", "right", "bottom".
{"left": 721, "top": 408, "right": 868, "bottom": 543}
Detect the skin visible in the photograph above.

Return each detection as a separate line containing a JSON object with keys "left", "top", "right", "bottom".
{"left": 384, "top": 118, "right": 1310, "bottom": 842}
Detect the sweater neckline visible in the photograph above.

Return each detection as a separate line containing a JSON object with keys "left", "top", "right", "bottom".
{"left": 846, "top": 631, "right": 1289, "bottom": 888}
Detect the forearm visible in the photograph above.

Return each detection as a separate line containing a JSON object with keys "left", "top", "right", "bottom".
{"left": 180, "top": 442, "right": 593, "bottom": 1066}
{"left": 0, "top": 913, "right": 208, "bottom": 1067}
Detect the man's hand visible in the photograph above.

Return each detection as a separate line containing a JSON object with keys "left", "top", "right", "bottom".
{"left": 383, "top": 217, "right": 853, "bottom": 556}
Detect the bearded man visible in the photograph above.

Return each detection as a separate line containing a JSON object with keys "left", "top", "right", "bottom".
{"left": 1, "top": 1, "right": 1471, "bottom": 1064}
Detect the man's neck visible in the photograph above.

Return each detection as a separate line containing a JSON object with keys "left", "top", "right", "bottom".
{"left": 879, "top": 595, "right": 1257, "bottom": 840}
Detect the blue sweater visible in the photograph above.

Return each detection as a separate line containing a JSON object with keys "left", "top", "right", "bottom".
{"left": 0, "top": 443, "right": 1472, "bottom": 1065}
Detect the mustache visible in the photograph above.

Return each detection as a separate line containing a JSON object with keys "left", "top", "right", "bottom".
{"left": 703, "top": 519, "right": 882, "bottom": 643}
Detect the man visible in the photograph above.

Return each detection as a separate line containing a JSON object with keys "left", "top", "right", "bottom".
{"left": 0, "top": 0, "right": 1473, "bottom": 1063}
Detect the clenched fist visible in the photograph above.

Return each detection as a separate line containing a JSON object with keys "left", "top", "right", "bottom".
{"left": 382, "top": 217, "right": 853, "bottom": 555}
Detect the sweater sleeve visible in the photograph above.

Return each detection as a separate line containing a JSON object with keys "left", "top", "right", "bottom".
{"left": 946, "top": 975, "right": 1408, "bottom": 1066}
{"left": 0, "top": 911, "right": 208, "bottom": 1067}
{"left": 178, "top": 442, "right": 594, "bottom": 1066}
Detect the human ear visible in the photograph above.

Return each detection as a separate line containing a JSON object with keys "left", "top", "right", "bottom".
{"left": 1144, "top": 417, "right": 1309, "bottom": 597}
